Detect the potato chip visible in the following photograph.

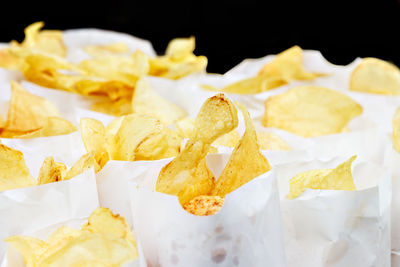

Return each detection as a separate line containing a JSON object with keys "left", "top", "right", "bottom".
{"left": 156, "top": 94, "right": 238, "bottom": 204}
{"left": 213, "top": 130, "right": 241, "bottom": 147}
{"left": 183, "top": 195, "right": 225, "bottom": 216}
{"left": 5, "top": 81, "right": 59, "bottom": 133}
{"left": 217, "top": 75, "right": 287, "bottom": 94}
{"left": 175, "top": 117, "right": 196, "bottom": 138}
{"left": 286, "top": 156, "right": 357, "bottom": 199}
{"left": 84, "top": 42, "right": 129, "bottom": 58}
{"left": 257, "top": 131, "right": 291, "bottom": 151}
{"left": 149, "top": 37, "right": 207, "bottom": 79}
{"left": 91, "top": 97, "right": 133, "bottom": 116}
{"left": 37, "top": 157, "right": 67, "bottom": 185}
{"left": 212, "top": 103, "right": 271, "bottom": 197}
{"left": 5, "top": 207, "right": 138, "bottom": 266}
{"left": 64, "top": 153, "right": 95, "bottom": 180}
{"left": 80, "top": 118, "right": 110, "bottom": 172}
{"left": 350, "top": 57, "right": 400, "bottom": 95}
{"left": 258, "top": 46, "right": 321, "bottom": 80}
{"left": 394, "top": 107, "right": 400, "bottom": 153}
{"left": 132, "top": 78, "right": 187, "bottom": 125}
{"left": 263, "top": 86, "right": 363, "bottom": 137}
{"left": 13, "top": 117, "right": 77, "bottom": 139}
{"left": 0, "top": 144, "right": 35, "bottom": 191}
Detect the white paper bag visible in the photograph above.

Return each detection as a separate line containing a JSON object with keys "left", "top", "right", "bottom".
{"left": 129, "top": 154, "right": 286, "bottom": 267}
{"left": 275, "top": 157, "right": 391, "bottom": 267}
{"left": 0, "top": 168, "right": 99, "bottom": 262}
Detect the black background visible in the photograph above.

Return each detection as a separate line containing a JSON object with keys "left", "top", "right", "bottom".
{"left": 1, "top": 0, "right": 399, "bottom": 73}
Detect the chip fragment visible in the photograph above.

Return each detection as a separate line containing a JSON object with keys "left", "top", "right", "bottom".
{"left": 350, "top": 57, "right": 400, "bottom": 95}
{"left": 286, "top": 156, "right": 357, "bottom": 199}
{"left": 263, "top": 86, "right": 363, "bottom": 137}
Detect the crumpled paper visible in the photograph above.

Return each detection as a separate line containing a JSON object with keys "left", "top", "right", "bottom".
{"left": 0, "top": 168, "right": 99, "bottom": 262}
{"left": 129, "top": 153, "right": 286, "bottom": 267}
{"left": 274, "top": 157, "right": 391, "bottom": 267}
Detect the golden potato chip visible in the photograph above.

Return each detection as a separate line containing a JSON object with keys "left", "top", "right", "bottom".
{"left": 156, "top": 94, "right": 238, "bottom": 204}
{"left": 91, "top": 97, "right": 133, "bottom": 116}
{"left": 80, "top": 118, "right": 110, "bottom": 172}
{"left": 149, "top": 37, "right": 207, "bottom": 79}
{"left": 183, "top": 195, "right": 225, "bottom": 216}
{"left": 394, "top": 107, "right": 400, "bottom": 153}
{"left": 286, "top": 156, "right": 357, "bottom": 199}
{"left": 263, "top": 86, "right": 363, "bottom": 137}
{"left": 132, "top": 78, "right": 187, "bottom": 125}
{"left": 212, "top": 103, "right": 271, "bottom": 197}
{"left": 0, "top": 144, "right": 35, "bottom": 191}
{"left": 216, "top": 75, "right": 287, "bottom": 94}
{"left": 213, "top": 130, "right": 240, "bottom": 147}
{"left": 37, "top": 157, "right": 67, "bottom": 185}
{"left": 5, "top": 207, "right": 138, "bottom": 266}
{"left": 257, "top": 131, "right": 291, "bottom": 151}
{"left": 64, "top": 153, "right": 95, "bottom": 180}
{"left": 350, "top": 58, "right": 400, "bottom": 95}
{"left": 5, "top": 81, "right": 59, "bottom": 133}
{"left": 13, "top": 117, "right": 77, "bottom": 139}
{"left": 258, "top": 46, "right": 321, "bottom": 80}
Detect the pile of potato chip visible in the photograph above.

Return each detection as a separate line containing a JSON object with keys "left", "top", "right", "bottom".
{"left": 0, "top": 22, "right": 400, "bottom": 267}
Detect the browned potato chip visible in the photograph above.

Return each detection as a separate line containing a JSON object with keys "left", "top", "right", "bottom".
{"left": 37, "top": 157, "right": 67, "bottom": 185}
{"left": 0, "top": 144, "right": 35, "bottom": 191}
{"left": 212, "top": 103, "right": 271, "bottom": 197}
{"left": 263, "top": 86, "right": 363, "bottom": 137}
{"left": 156, "top": 94, "right": 238, "bottom": 204}
{"left": 183, "top": 195, "right": 225, "bottom": 216}
{"left": 350, "top": 58, "right": 400, "bottom": 95}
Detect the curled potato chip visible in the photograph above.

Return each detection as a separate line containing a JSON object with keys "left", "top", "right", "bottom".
{"left": 263, "top": 86, "right": 363, "bottom": 137}
{"left": 5, "top": 81, "right": 59, "bottom": 133}
{"left": 350, "top": 58, "right": 400, "bottom": 95}
{"left": 5, "top": 207, "right": 138, "bottom": 266}
{"left": 394, "top": 107, "right": 400, "bottom": 153}
{"left": 212, "top": 103, "right": 271, "bottom": 197}
{"left": 156, "top": 94, "right": 238, "bottom": 204}
{"left": 132, "top": 78, "right": 187, "bottom": 125}
{"left": 0, "top": 144, "right": 35, "bottom": 191}
{"left": 149, "top": 37, "right": 207, "bottom": 79}
{"left": 38, "top": 157, "right": 67, "bottom": 185}
{"left": 286, "top": 156, "right": 357, "bottom": 199}
{"left": 183, "top": 195, "right": 225, "bottom": 216}
{"left": 80, "top": 118, "right": 110, "bottom": 172}
{"left": 257, "top": 131, "right": 291, "bottom": 151}
{"left": 258, "top": 46, "right": 321, "bottom": 80}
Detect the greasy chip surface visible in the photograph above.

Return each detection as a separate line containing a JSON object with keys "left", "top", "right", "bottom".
{"left": 350, "top": 58, "right": 400, "bottom": 95}
{"left": 5, "top": 207, "right": 138, "bottom": 266}
{"left": 286, "top": 156, "right": 357, "bottom": 199}
{"left": 263, "top": 86, "right": 363, "bottom": 137}
{"left": 258, "top": 46, "right": 321, "bottom": 81}
{"left": 394, "top": 107, "right": 400, "bottom": 153}
{"left": 156, "top": 94, "right": 238, "bottom": 205}
{"left": 183, "top": 195, "right": 225, "bottom": 216}
{"left": 132, "top": 78, "right": 187, "bottom": 125}
{"left": 0, "top": 144, "right": 35, "bottom": 191}
{"left": 212, "top": 103, "right": 271, "bottom": 197}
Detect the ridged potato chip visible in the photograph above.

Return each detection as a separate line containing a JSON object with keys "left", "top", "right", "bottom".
{"left": 286, "top": 156, "right": 357, "bottom": 199}
{"left": 212, "top": 103, "right": 271, "bottom": 197}
{"left": 132, "top": 78, "right": 187, "bottom": 125}
{"left": 394, "top": 107, "right": 400, "bottom": 153}
{"left": 350, "top": 57, "right": 400, "bottom": 95}
{"left": 156, "top": 94, "right": 238, "bottom": 205}
{"left": 5, "top": 207, "right": 138, "bottom": 267}
{"left": 263, "top": 86, "right": 363, "bottom": 137}
{"left": 0, "top": 144, "right": 36, "bottom": 191}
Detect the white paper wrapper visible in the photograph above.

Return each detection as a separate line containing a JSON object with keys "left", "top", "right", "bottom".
{"left": 0, "top": 168, "right": 99, "bottom": 262}
{"left": 274, "top": 157, "right": 391, "bottom": 267}
{"left": 129, "top": 154, "right": 286, "bottom": 267}
{"left": 0, "top": 217, "right": 142, "bottom": 267}
{"left": 63, "top": 28, "right": 156, "bottom": 63}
